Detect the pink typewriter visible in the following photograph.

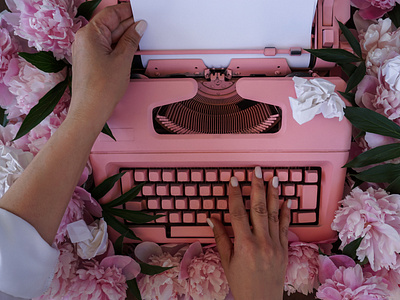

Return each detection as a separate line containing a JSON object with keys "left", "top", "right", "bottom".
{"left": 90, "top": 0, "right": 353, "bottom": 243}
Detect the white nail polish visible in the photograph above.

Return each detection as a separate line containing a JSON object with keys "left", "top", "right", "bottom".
{"left": 287, "top": 199, "right": 292, "bottom": 209}
{"left": 135, "top": 20, "right": 147, "bottom": 37}
{"left": 206, "top": 218, "right": 214, "bottom": 229}
{"left": 272, "top": 176, "right": 279, "bottom": 188}
{"left": 255, "top": 166, "right": 262, "bottom": 179}
{"left": 230, "top": 176, "right": 239, "bottom": 187}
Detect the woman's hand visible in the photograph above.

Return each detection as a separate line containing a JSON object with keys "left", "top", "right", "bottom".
{"left": 69, "top": 2, "right": 147, "bottom": 125}
{"left": 209, "top": 167, "right": 291, "bottom": 300}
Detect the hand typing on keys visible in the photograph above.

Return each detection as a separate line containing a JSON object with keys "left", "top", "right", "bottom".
{"left": 208, "top": 166, "right": 291, "bottom": 300}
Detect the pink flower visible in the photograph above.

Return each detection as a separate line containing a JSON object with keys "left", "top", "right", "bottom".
{"left": 3, "top": 0, "right": 87, "bottom": 60}
{"left": 138, "top": 252, "right": 187, "bottom": 300}
{"left": 55, "top": 186, "right": 102, "bottom": 245}
{"left": 317, "top": 258, "right": 390, "bottom": 299}
{"left": 25, "top": 110, "right": 67, "bottom": 155}
{"left": 0, "top": 122, "right": 30, "bottom": 151}
{"left": 359, "top": 19, "right": 400, "bottom": 76}
{"left": 284, "top": 242, "right": 319, "bottom": 295}
{"left": 1, "top": 57, "right": 67, "bottom": 120}
{"left": 185, "top": 247, "right": 229, "bottom": 300}
{"left": 135, "top": 242, "right": 188, "bottom": 300}
{"left": 351, "top": 0, "right": 398, "bottom": 20}
{"left": 69, "top": 261, "right": 128, "bottom": 300}
{"left": 0, "top": 27, "right": 20, "bottom": 84}
{"left": 363, "top": 254, "right": 400, "bottom": 299}
{"left": 34, "top": 242, "right": 79, "bottom": 300}
{"left": 332, "top": 187, "right": 400, "bottom": 271}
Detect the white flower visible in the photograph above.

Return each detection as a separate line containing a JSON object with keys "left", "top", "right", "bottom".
{"left": 66, "top": 218, "right": 108, "bottom": 260}
{"left": 381, "top": 55, "right": 400, "bottom": 91}
{"left": 0, "top": 144, "right": 33, "bottom": 198}
{"left": 288, "top": 77, "right": 345, "bottom": 125}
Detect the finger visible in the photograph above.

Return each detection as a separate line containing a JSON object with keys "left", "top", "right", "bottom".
{"left": 91, "top": 3, "right": 133, "bottom": 33}
{"left": 113, "top": 20, "right": 147, "bottom": 58}
{"left": 279, "top": 199, "right": 291, "bottom": 251}
{"left": 208, "top": 217, "right": 233, "bottom": 269}
{"left": 267, "top": 176, "right": 280, "bottom": 241}
{"left": 249, "top": 166, "right": 269, "bottom": 238}
{"left": 229, "top": 176, "right": 252, "bottom": 239}
{"left": 111, "top": 17, "right": 135, "bottom": 44}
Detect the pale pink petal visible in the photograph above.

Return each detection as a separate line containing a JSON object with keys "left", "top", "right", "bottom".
{"left": 135, "top": 241, "right": 163, "bottom": 262}
{"left": 101, "top": 255, "right": 141, "bottom": 280}
{"left": 179, "top": 242, "right": 203, "bottom": 280}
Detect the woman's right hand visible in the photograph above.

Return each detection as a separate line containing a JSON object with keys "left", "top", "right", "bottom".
{"left": 209, "top": 167, "right": 291, "bottom": 299}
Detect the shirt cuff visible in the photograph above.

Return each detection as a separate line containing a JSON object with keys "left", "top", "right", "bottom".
{"left": 0, "top": 208, "right": 59, "bottom": 299}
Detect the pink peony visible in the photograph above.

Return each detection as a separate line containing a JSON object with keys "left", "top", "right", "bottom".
{"left": 0, "top": 27, "right": 20, "bottom": 84}
{"left": 69, "top": 261, "right": 128, "bottom": 300}
{"left": 2, "top": 0, "right": 87, "bottom": 60}
{"left": 363, "top": 254, "right": 400, "bottom": 299}
{"left": 138, "top": 252, "right": 187, "bottom": 300}
{"left": 185, "top": 247, "right": 229, "bottom": 300}
{"left": 25, "top": 110, "right": 67, "bottom": 155}
{"left": 359, "top": 18, "right": 400, "bottom": 76}
{"left": 1, "top": 57, "right": 67, "bottom": 120}
{"left": 351, "top": 0, "right": 399, "bottom": 20}
{"left": 34, "top": 242, "right": 79, "bottom": 300}
{"left": 284, "top": 242, "right": 319, "bottom": 295}
{"left": 332, "top": 187, "right": 400, "bottom": 271}
{"left": 55, "top": 186, "right": 102, "bottom": 244}
{"left": 317, "top": 263, "right": 390, "bottom": 299}
{"left": 0, "top": 122, "right": 30, "bottom": 151}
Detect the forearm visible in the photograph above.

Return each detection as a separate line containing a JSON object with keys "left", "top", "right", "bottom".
{"left": 0, "top": 109, "right": 105, "bottom": 245}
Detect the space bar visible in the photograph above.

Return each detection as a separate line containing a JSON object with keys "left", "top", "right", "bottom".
{"left": 171, "top": 226, "right": 234, "bottom": 237}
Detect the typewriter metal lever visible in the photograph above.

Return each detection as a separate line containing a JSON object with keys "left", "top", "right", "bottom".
{"left": 204, "top": 68, "right": 233, "bottom": 90}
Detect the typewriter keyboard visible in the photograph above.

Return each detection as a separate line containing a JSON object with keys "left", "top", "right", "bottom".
{"left": 119, "top": 167, "right": 321, "bottom": 239}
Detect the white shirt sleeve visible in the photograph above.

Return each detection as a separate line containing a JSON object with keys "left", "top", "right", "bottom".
{"left": 0, "top": 208, "right": 59, "bottom": 299}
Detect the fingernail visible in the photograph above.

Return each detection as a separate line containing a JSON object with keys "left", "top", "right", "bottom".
{"left": 135, "top": 20, "right": 147, "bottom": 37}
{"left": 206, "top": 218, "right": 214, "bottom": 229}
{"left": 272, "top": 176, "right": 279, "bottom": 188}
{"left": 255, "top": 166, "right": 262, "bottom": 179}
{"left": 287, "top": 199, "right": 292, "bottom": 209}
{"left": 230, "top": 176, "right": 238, "bottom": 187}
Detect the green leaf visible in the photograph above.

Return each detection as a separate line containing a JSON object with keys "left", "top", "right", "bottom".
{"left": 338, "top": 91, "right": 356, "bottom": 107}
{"left": 18, "top": 51, "right": 68, "bottom": 73}
{"left": 338, "top": 63, "right": 357, "bottom": 77}
{"left": 106, "top": 208, "right": 165, "bottom": 224}
{"left": 127, "top": 279, "right": 142, "bottom": 300}
{"left": 91, "top": 172, "right": 126, "bottom": 201}
{"left": 354, "top": 163, "right": 400, "bottom": 183}
{"left": 102, "top": 182, "right": 145, "bottom": 208}
{"left": 344, "top": 107, "right": 400, "bottom": 139}
{"left": 345, "top": 61, "right": 366, "bottom": 93}
{"left": 344, "top": 143, "right": 400, "bottom": 168}
{"left": 76, "top": 0, "right": 102, "bottom": 20}
{"left": 139, "top": 262, "right": 174, "bottom": 275}
{"left": 13, "top": 79, "right": 68, "bottom": 141}
{"left": 103, "top": 211, "right": 141, "bottom": 240}
{"left": 0, "top": 107, "right": 8, "bottom": 127}
{"left": 101, "top": 123, "right": 116, "bottom": 141}
{"left": 343, "top": 237, "right": 363, "bottom": 260}
{"left": 386, "top": 175, "right": 400, "bottom": 194}
{"left": 114, "top": 233, "right": 125, "bottom": 255}
{"left": 388, "top": 3, "right": 400, "bottom": 28}
{"left": 337, "top": 20, "right": 362, "bottom": 58}
{"left": 305, "top": 48, "right": 362, "bottom": 64}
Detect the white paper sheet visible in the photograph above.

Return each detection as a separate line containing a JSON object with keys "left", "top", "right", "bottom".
{"left": 130, "top": 0, "right": 318, "bottom": 68}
